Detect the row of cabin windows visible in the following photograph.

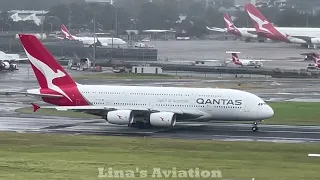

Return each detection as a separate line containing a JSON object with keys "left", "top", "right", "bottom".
{"left": 93, "top": 102, "right": 104, "bottom": 105}
{"left": 81, "top": 91, "right": 222, "bottom": 98}
{"left": 91, "top": 102, "right": 241, "bottom": 109}
{"left": 157, "top": 104, "right": 205, "bottom": 108}
{"left": 114, "top": 103, "right": 147, "bottom": 106}
{"left": 156, "top": 104, "right": 241, "bottom": 109}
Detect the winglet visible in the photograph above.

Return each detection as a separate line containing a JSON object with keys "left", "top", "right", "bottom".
{"left": 31, "top": 103, "right": 40, "bottom": 112}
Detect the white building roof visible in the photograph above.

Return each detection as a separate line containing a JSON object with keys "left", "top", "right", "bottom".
{"left": 8, "top": 10, "right": 49, "bottom": 26}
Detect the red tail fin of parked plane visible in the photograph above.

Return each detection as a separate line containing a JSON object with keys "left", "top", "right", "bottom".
{"left": 226, "top": 51, "right": 242, "bottom": 65}
{"left": 19, "top": 34, "right": 88, "bottom": 106}
{"left": 231, "top": 53, "right": 242, "bottom": 65}
{"left": 245, "top": 3, "right": 288, "bottom": 42}
{"left": 61, "top": 24, "right": 75, "bottom": 40}
{"left": 223, "top": 13, "right": 241, "bottom": 36}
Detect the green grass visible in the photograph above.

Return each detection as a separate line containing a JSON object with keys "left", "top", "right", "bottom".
{"left": 74, "top": 73, "right": 186, "bottom": 79}
{"left": 15, "top": 102, "right": 320, "bottom": 126}
{"left": 265, "top": 102, "right": 320, "bottom": 125}
{"left": 0, "top": 132, "right": 319, "bottom": 180}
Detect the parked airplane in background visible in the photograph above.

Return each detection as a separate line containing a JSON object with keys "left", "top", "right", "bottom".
{"left": 0, "top": 51, "right": 27, "bottom": 71}
{"left": 206, "top": 13, "right": 266, "bottom": 42}
{"left": 3, "top": 34, "right": 274, "bottom": 132}
{"left": 0, "top": 51, "right": 28, "bottom": 61}
{"left": 60, "top": 24, "right": 126, "bottom": 47}
{"left": 0, "top": 61, "right": 18, "bottom": 71}
{"left": 226, "top": 51, "right": 271, "bottom": 68}
{"left": 245, "top": 3, "right": 320, "bottom": 49}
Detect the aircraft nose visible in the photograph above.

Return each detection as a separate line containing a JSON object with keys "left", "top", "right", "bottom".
{"left": 264, "top": 105, "right": 274, "bottom": 119}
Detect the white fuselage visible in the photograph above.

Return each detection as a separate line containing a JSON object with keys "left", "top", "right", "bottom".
{"left": 240, "top": 60, "right": 263, "bottom": 66}
{"left": 239, "top": 27, "right": 320, "bottom": 37}
{"left": 276, "top": 27, "right": 320, "bottom": 37}
{"left": 74, "top": 36, "right": 126, "bottom": 46}
{"left": 67, "top": 85, "right": 274, "bottom": 121}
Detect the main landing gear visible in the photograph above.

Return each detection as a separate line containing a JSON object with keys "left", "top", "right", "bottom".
{"left": 128, "top": 121, "right": 153, "bottom": 129}
{"left": 252, "top": 122, "right": 259, "bottom": 132}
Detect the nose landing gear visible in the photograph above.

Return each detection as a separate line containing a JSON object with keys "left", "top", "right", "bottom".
{"left": 252, "top": 122, "right": 259, "bottom": 132}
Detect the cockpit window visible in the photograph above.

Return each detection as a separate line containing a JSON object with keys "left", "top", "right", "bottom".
{"left": 258, "top": 103, "right": 267, "bottom": 106}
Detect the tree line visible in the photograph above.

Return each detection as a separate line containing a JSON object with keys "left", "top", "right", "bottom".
{"left": 1, "top": 0, "right": 320, "bottom": 37}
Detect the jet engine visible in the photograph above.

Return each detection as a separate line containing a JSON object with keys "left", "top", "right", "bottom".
{"left": 311, "top": 38, "right": 320, "bottom": 44}
{"left": 1, "top": 61, "right": 10, "bottom": 69}
{"left": 106, "top": 110, "right": 134, "bottom": 125}
{"left": 150, "top": 112, "right": 176, "bottom": 127}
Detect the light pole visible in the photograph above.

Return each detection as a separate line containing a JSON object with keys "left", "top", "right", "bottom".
{"left": 49, "top": 23, "right": 53, "bottom": 33}
{"left": 86, "top": 0, "right": 109, "bottom": 65}
{"left": 41, "top": 10, "right": 44, "bottom": 39}
{"left": 93, "top": 4, "right": 96, "bottom": 67}
{"left": 46, "top": 16, "right": 61, "bottom": 32}
{"left": 5, "top": 22, "right": 11, "bottom": 30}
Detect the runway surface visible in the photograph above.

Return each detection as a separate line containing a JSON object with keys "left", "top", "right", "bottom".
{"left": 1, "top": 41, "right": 320, "bottom": 143}
{"left": 1, "top": 114, "right": 320, "bottom": 143}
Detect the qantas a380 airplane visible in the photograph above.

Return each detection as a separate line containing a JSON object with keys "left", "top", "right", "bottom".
{"left": 60, "top": 24, "right": 126, "bottom": 47}
{"left": 206, "top": 13, "right": 266, "bottom": 42}
{"left": 11, "top": 34, "right": 274, "bottom": 132}
{"left": 245, "top": 4, "right": 320, "bottom": 49}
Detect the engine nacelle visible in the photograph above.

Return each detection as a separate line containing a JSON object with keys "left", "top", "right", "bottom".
{"left": 101, "top": 43, "right": 108, "bottom": 46}
{"left": 150, "top": 112, "right": 176, "bottom": 127}
{"left": 106, "top": 110, "right": 134, "bottom": 125}
{"left": 311, "top": 38, "right": 320, "bottom": 44}
{"left": 2, "top": 61, "right": 10, "bottom": 69}
{"left": 11, "top": 63, "right": 17, "bottom": 70}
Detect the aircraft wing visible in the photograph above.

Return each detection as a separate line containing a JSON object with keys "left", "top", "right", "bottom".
{"left": 250, "top": 59, "right": 272, "bottom": 62}
{"left": 206, "top": 26, "right": 227, "bottom": 33}
{"left": 55, "top": 36, "right": 65, "bottom": 40}
{"left": 227, "top": 58, "right": 272, "bottom": 62}
{"left": 15, "top": 57, "right": 29, "bottom": 61}
{"left": 290, "top": 35, "right": 314, "bottom": 44}
{"left": 31, "top": 104, "right": 205, "bottom": 118}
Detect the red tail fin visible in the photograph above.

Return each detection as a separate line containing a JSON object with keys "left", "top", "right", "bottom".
{"left": 19, "top": 34, "right": 76, "bottom": 89}
{"left": 61, "top": 24, "right": 75, "bottom": 40}
{"left": 231, "top": 53, "right": 239, "bottom": 62}
{"left": 224, "top": 13, "right": 235, "bottom": 30}
{"left": 19, "top": 34, "right": 89, "bottom": 106}
{"left": 223, "top": 13, "right": 241, "bottom": 36}
{"left": 245, "top": 3, "right": 286, "bottom": 41}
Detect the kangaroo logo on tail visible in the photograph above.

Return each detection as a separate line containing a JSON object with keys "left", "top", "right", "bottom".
{"left": 245, "top": 8, "right": 274, "bottom": 35}
{"left": 224, "top": 13, "right": 241, "bottom": 36}
{"left": 61, "top": 24, "right": 75, "bottom": 40}
{"left": 231, "top": 53, "right": 242, "bottom": 65}
{"left": 224, "top": 14, "right": 235, "bottom": 30}
{"left": 24, "top": 48, "right": 73, "bottom": 102}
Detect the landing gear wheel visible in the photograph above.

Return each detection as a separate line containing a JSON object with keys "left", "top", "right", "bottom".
{"left": 252, "top": 122, "right": 259, "bottom": 132}
{"left": 129, "top": 122, "right": 153, "bottom": 129}
{"left": 252, "top": 126, "right": 258, "bottom": 132}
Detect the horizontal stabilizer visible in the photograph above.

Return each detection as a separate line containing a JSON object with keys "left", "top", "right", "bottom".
{"left": 226, "top": 51, "right": 241, "bottom": 54}
{"left": 0, "top": 91, "right": 63, "bottom": 98}
{"left": 206, "top": 26, "right": 226, "bottom": 32}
